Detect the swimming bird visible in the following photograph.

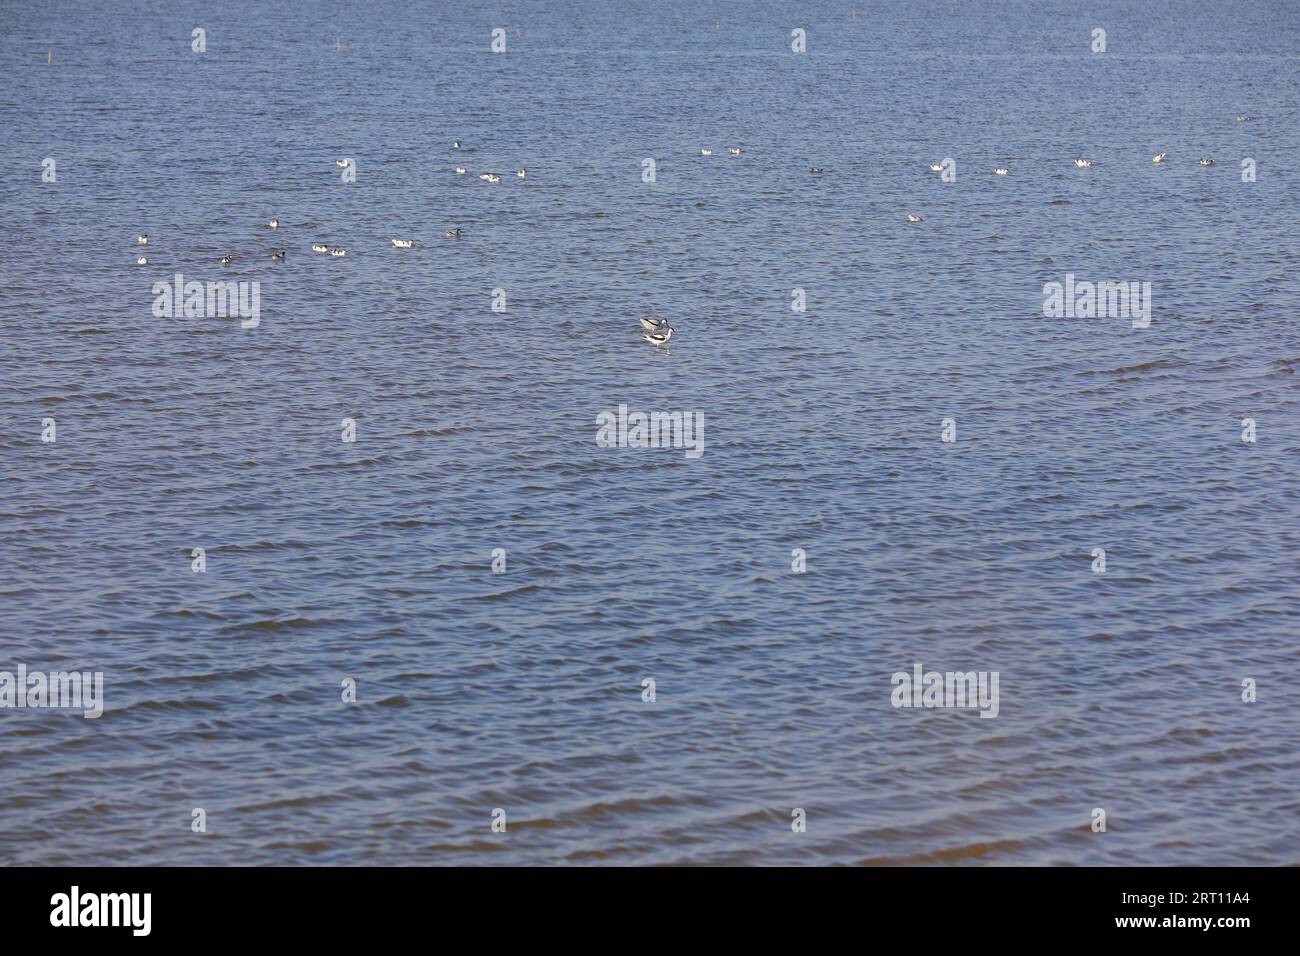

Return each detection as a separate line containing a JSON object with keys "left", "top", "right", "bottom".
{"left": 444, "top": 228, "right": 464, "bottom": 239}
{"left": 391, "top": 238, "right": 415, "bottom": 249}
{"left": 929, "top": 163, "right": 943, "bottom": 172}
{"left": 479, "top": 173, "right": 501, "bottom": 183}
{"left": 268, "top": 219, "right": 280, "bottom": 229}
{"left": 136, "top": 234, "right": 149, "bottom": 245}
{"left": 639, "top": 317, "right": 668, "bottom": 333}
{"left": 728, "top": 147, "right": 742, "bottom": 156}
{"left": 136, "top": 255, "right": 148, "bottom": 265}
{"left": 335, "top": 159, "right": 349, "bottom": 168}
{"left": 220, "top": 255, "right": 233, "bottom": 265}
{"left": 1199, "top": 158, "right": 1214, "bottom": 166}
{"left": 311, "top": 243, "right": 328, "bottom": 253}
{"left": 810, "top": 166, "right": 824, "bottom": 174}
{"left": 1153, "top": 152, "right": 1167, "bottom": 164}
{"left": 270, "top": 250, "right": 286, "bottom": 261}
{"left": 642, "top": 325, "right": 674, "bottom": 348}
{"left": 906, "top": 214, "right": 923, "bottom": 223}
{"left": 516, "top": 169, "right": 526, "bottom": 178}
{"left": 329, "top": 248, "right": 346, "bottom": 257}
{"left": 452, "top": 141, "right": 462, "bottom": 149}
{"left": 1235, "top": 115, "right": 1250, "bottom": 123}
{"left": 1074, "top": 158, "right": 1093, "bottom": 168}
{"left": 455, "top": 166, "right": 468, "bottom": 175}
{"left": 994, "top": 167, "right": 1009, "bottom": 176}
{"left": 700, "top": 148, "right": 712, "bottom": 156}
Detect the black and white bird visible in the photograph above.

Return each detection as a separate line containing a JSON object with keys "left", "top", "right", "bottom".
{"left": 929, "top": 163, "right": 944, "bottom": 172}
{"left": 1153, "top": 152, "right": 1168, "bottom": 164}
{"left": 270, "top": 250, "right": 286, "bottom": 261}
{"left": 455, "top": 166, "right": 468, "bottom": 175}
{"left": 1200, "top": 158, "right": 1214, "bottom": 166}
{"left": 642, "top": 325, "right": 674, "bottom": 349}
{"left": 136, "top": 255, "right": 148, "bottom": 265}
{"left": 728, "top": 147, "right": 742, "bottom": 156}
{"left": 329, "top": 248, "right": 346, "bottom": 257}
{"left": 391, "top": 238, "right": 415, "bottom": 248}
{"left": 700, "top": 148, "right": 712, "bottom": 156}
{"left": 268, "top": 219, "right": 280, "bottom": 229}
{"left": 335, "top": 159, "right": 349, "bottom": 168}
{"left": 452, "top": 140, "right": 462, "bottom": 149}
{"left": 906, "top": 213, "right": 923, "bottom": 223}
{"left": 639, "top": 317, "right": 668, "bottom": 333}
{"left": 311, "top": 243, "right": 328, "bottom": 253}
{"left": 479, "top": 172, "right": 501, "bottom": 183}
{"left": 444, "top": 228, "right": 463, "bottom": 239}
{"left": 136, "top": 234, "right": 149, "bottom": 245}
{"left": 994, "top": 167, "right": 1009, "bottom": 176}
{"left": 810, "top": 166, "right": 824, "bottom": 174}
{"left": 516, "top": 168, "right": 527, "bottom": 178}
{"left": 220, "top": 255, "right": 233, "bottom": 265}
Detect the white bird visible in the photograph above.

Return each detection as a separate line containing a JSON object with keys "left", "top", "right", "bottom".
{"left": 700, "top": 148, "right": 712, "bottom": 156}
{"left": 728, "top": 147, "right": 742, "bottom": 156}
{"left": 1235, "top": 115, "right": 1249, "bottom": 123}
{"left": 994, "top": 167, "right": 1009, "bottom": 176}
{"left": 479, "top": 173, "right": 501, "bottom": 183}
{"left": 268, "top": 219, "right": 280, "bottom": 228}
{"left": 1153, "top": 152, "right": 1167, "bottom": 164}
{"left": 516, "top": 169, "right": 526, "bottom": 178}
{"left": 1074, "top": 158, "right": 1093, "bottom": 168}
{"left": 452, "top": 140, "right": 462, "bottom": 149}
{"left": 136, "top": 255, "right": 148, "bottom": 265}
{"left": 444, "top": 228, "right": 463, "bottom": 239}
{"left": 455, "top": 166, "right": 467, "bottom": 175}
{"left": 907, "top": 214, "right": 923, "bottom": 223}
{"left": 810, "top": 166, "right": 824, "bottom": 174}
{"left": 335, "top": 159, "right": 349, "bottom": 168}
{"left": 639, "top": 317, "right": 668, "bottom": 333}
{"left": 220, "top": 255, "right": 233, "bottom": 265}
{"left": 311, "top": 243, "right": 328, "bottom": 253}
{"left": 1200, "top": 158, "right": 1214, "bottom": 166}
{"left": 391, "top": 239, "right": 415, "bottom": 249}
{"left": 642, "top": 325, "right": 674, "bottom": 348}
{"left": 136, "top": 234, "right": 149, "bottom": 245}
{"left": 929, "top": 163, "right": 943, "bottom": 172}
{"left": 329, "top": 248, "right": 346, "bottom": 257}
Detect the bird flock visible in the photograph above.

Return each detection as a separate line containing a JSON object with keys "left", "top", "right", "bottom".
{"left": 131, "top": 122, "right": 1254, "bottom": 352}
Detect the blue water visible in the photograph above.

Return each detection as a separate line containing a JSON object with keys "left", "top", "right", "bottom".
{"left": 1, "top": 0, "right": 1298, "bottom": 865}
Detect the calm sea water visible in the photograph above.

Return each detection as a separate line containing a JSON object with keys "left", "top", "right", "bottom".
{"left": 1, "top": 0, "right": 1298, "bottom": 865}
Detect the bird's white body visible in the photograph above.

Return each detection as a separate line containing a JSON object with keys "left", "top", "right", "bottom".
{"left": 1200, "top": 158, "right": 1214, "bottom": 166}
{"left": 1153, "top": 152, "right": 1167, "bottom": 164}
{"left": 639, "top": 317, "right": 667, "bottom": 333}
{"left": 929, "top": 164, "right": 943, "bottom": 172}
{"left": 516, "top": 169, "right": 526, "bottom": 178}
{"left": 329, "top": 248, "right": 346, "bottom": 257}
{"left": 700, "top": 148, "right": 712, "bottom": 156}
{"left": 136, "top": 256, "right": 148, "bottom": 265}
{"left": 479, "top": 173, "right": 501, "bottom": 183}
{"left": 391, "top": 239, "right": 414, "bottom": 248}
{"left": 455, "top": 166, "right": 467, "bottom": 174}
{"left": 136, "top": 234, "right": 149, "bottom": 245}
{"left": 268, "top": 219, "right": 280, "bottom": 228}
{"left": 994, "top": 167, "right": 1009, "bottom": 176}
{"left": 907, "top": 214, "right": 923, "bottom": 223}
{"left": 642, "top": 326, "right": 674, "bottom": 348}
{"left": 1074, "top": 158, "right": 1093, "bottom": 168}
{"left": 728, "top": 147, "right": 742, "bottom": 156}
{"left": 335, "top": 159, "right": 349, "bottom": 167}
{"left": 311, "top": 243, "right": 328, "bottom": 253}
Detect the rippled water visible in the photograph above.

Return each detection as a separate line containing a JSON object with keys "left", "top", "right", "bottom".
{"left": 2, "top": 0, "right": 1298, "bottom": 865}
